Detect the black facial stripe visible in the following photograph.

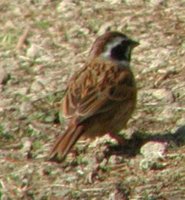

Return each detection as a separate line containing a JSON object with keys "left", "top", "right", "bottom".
{"left": 111, "top": 41, "right": 131, "bottom": 61}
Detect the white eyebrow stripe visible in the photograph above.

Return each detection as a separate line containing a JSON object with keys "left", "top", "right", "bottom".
{"left": 99, "top": 37, "right": 130, "bottom": 67}
{"left": 100, "top": 37, "right": 124, "bottom": 59}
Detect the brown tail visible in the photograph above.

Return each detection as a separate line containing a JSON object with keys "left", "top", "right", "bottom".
{"left": 49, "top": 125, "right": 84, "bottom": 161}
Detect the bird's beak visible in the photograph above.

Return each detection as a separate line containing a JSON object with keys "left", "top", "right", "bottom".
{"left": 130, "top": 40, "right": 140, "bottom": 48}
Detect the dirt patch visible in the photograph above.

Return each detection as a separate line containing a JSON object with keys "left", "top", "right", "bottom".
{"left": 0, "top": 0, "right": 185, "bottom": 199}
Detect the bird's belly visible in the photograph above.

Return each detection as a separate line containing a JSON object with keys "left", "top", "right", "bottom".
{"left": 83, "top": 101, "right": 136, "bottom": 138}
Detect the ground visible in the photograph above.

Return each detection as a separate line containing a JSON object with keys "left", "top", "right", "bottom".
{"left": 0, "top": 0, "right": 185, "bottom": 199}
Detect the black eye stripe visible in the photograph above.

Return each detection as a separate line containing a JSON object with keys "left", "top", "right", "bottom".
{"left": 109, "top": 39, "right": 133, "bottom": 61}
{"left": 121, "top": 40, "right": 131, "bottom": 46}
{"left": 111, "top": 44, "right": 128, "bottom": 61}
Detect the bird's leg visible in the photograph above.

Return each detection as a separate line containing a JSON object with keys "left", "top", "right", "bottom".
{"left": 108, "top": 132, "right": 125, "bottom": 145}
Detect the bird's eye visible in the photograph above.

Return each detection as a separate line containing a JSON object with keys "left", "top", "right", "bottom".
{"left": 121, "top": 40, "right": 129, "bottom": 46}
{"left": 121, "top": 41, "right": 125, "bottom": 45}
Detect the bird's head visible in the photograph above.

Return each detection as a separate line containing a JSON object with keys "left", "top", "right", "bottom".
{"left": 89, "top": 31, "right": 139, "bottom": 66}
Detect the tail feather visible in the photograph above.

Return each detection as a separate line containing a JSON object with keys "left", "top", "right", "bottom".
{"left": 49, "top": 125, "right": 84, "bottom": 161}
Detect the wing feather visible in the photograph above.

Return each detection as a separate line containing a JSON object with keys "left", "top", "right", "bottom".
{"left": 61, "top": 60, "right": 136, "bottom": 122}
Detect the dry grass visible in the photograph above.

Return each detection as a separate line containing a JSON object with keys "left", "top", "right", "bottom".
{"left": 0, "top": 0, "right": 185, "bottom": 199}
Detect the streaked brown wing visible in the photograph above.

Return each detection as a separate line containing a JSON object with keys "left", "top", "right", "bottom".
{"left": 61, "top": 60, "right": 136, "bottom": 122}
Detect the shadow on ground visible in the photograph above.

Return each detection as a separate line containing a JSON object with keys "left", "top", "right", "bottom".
{"left": 104, "top": 125, "right": 185, "bottom": 158}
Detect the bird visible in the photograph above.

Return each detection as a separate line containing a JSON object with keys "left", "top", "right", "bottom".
{"left": 49, "top": 31, "right": 139, "bottom": 161}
